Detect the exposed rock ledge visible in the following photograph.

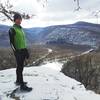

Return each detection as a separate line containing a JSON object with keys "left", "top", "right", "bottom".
{"left": 61, "top": 49, "right": 100, "bottom": 94}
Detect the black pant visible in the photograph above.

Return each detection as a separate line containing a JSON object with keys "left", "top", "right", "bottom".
{"left": 14, "top": 49, "right": 27, "bottom": 83}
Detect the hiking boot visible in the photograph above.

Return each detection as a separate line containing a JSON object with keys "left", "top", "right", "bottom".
{"left": 20, "top": 84, "right": 32, "bottom": 92}
{"left": 15, "top": 81, "right": 27, "bottom": 86}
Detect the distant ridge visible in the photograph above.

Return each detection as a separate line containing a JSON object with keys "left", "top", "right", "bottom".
{"left": 0, "top": 21, "right": 100, "bottom": 48}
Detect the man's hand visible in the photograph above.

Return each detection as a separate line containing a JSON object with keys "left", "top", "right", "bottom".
{"left": 25, "top": 49, "right": 30, "bottom": 59}
{"left": 11, "top": 43, "right": 16, "bottom": 52}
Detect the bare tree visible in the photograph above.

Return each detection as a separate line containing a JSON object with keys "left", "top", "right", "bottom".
{"left": 37, "top": 0, "right": 47, "bottom": 7}
{"left": 74, "top": 0, "right": 81, "bottom": 11}
{"left": 37, "top": 0, "right": 80, "bottom": 9}
{"left": 0, "top": 0, "right": 35, "bottom": 22}
{"left": 0, "top": 0, "right": 14, "bottom": 21}
{"left": 92, "top": 10, "right": 100, "bottom": 24}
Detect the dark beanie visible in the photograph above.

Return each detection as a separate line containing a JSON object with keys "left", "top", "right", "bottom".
{"left": 13, "top": 13, "right": 22, "bottom": 22}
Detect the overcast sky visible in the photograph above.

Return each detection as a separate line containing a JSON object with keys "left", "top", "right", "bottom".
{"left": 1, "top": 0, "right": 100, "bottom": 27}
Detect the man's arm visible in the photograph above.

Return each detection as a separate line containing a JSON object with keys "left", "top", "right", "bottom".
{"left": 9, "top": 28, "right": 16, "bottom": 51}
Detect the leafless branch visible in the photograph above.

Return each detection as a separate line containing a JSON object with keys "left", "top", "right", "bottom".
{"left": 74, "top": 0, "right": 81, "bottom": 11}
{"left": 0, "top": 0, "right": 34, "bottom": 22}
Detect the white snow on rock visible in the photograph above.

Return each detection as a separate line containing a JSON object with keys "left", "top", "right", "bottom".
{"left": 0, "top": 62, "right": 100, "bottom": 100}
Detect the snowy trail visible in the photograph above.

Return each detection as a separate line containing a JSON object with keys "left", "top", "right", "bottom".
{"left": 0, "top": 62, "right": 100, "bottom": 100}
{"left": 70, "top": 48, "right": 94, "bottom": 59}
{"left": 27, "top": 48, "right": 53, "bottom": 67}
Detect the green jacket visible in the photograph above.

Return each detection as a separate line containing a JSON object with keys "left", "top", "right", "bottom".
{"left": 9, "top": 24, "right": 27, "bottom": 50}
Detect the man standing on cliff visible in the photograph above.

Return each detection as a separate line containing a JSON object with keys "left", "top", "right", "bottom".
{"left": 9, "top": 13, "right": 32, "bottom": 92}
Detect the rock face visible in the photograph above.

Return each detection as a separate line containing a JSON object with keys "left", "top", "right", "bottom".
{"left": 61, "top": 50, "right": 100, "bottom": 94}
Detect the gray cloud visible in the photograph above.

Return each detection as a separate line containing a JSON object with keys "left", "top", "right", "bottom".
{"left": 1, "top": 0, "right": 100, "bottom": 27}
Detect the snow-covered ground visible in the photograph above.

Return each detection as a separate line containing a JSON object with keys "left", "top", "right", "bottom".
{"left": 0, "top": 61, "right": 100, "bottom": 100}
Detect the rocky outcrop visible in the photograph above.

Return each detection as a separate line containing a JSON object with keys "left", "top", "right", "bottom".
{"left": 61, "top": 49, "right": 100, "bottom": 94}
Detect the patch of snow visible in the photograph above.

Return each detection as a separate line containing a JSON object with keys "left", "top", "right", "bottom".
{"left": 48, "top": 48, "right": 53, "bottom": 53}
{"left": 81, "top": 49, "right": 94, "bottom": 55}
{"left": 43, "top": 61, "right": 63, "bottom": 71}
{"left": 0, "top": 62, "right": 100, "bottom": 100}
